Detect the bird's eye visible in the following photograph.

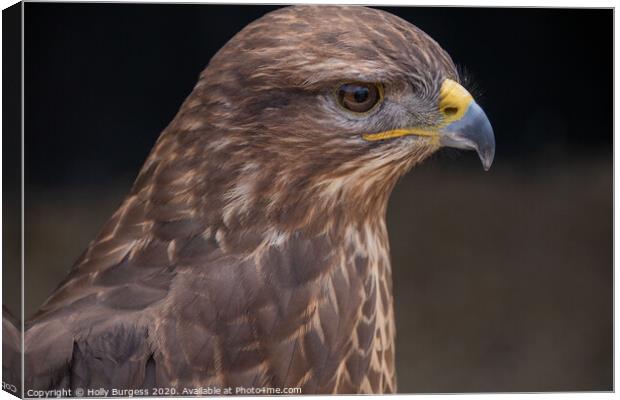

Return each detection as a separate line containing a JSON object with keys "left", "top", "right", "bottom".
{"left": 336, "top": 82, "right": 382, "bottom": 113}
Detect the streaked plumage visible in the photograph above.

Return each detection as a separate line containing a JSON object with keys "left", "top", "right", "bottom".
{"left": 3, "top": 5, "right": 494, "bottom": 395}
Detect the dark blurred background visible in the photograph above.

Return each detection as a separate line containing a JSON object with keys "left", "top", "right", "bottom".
{"left": 5, "top": 3, "right": 612, "bottom": 393}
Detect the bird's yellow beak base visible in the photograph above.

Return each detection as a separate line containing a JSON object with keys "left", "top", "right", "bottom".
{"left": 362, "top": 79, "right": 495, "bottom": 170}
{"left": 360, "top": 127, "right": 441, "bottom": 144}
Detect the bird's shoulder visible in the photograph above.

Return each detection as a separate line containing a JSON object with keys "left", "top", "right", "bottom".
{"left": 27, "top": 182, "right": 391, "bottom": 392}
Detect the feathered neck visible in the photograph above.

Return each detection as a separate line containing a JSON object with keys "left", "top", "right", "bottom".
{"left": 130, "top": 101, "right": 438, "bottom": 249}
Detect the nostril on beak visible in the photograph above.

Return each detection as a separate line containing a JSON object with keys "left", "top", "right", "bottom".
{"left": 444, "top": 107, "right": 458, "bottom": 116}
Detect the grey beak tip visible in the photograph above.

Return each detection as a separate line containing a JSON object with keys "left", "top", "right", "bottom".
{"left": 479, "top": 147, "right": 495, "bottom": 171}
{"left": 439, "top": 101, "right": 496, "bottom": 171}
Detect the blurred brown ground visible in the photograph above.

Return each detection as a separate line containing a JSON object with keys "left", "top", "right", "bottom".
{"left": 7, "top": 154, "right": 612, "bottom": 393}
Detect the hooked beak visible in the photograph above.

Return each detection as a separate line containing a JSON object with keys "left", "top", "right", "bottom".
{"left": 362, "top": 79, "right": 496, "bottom": 171}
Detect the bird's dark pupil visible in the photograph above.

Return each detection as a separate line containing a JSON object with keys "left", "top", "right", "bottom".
{"left": 354, "top": 87, "right": 369, "bottom": 103}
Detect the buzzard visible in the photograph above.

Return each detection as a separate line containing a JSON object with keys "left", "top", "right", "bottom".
{"left": 5, "top": 5, "right": 494, "bottom": 395}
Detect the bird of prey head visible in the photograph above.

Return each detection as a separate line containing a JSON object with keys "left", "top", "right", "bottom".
{"left": 147, "top": 5, "right": 494, "bottom": 236}
{"left": 16, "top": 5, "right": 496, "bottom": 395}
